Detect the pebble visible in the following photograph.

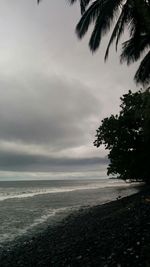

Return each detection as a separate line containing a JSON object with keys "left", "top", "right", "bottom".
{"left": 76, "top": 255, "right": 82, "bottom": 260}
{"left": 0, "top": 192, "right": 149, "bottom": 267}
{"left": 127, "top": 247, "right": 133, "bottom": 252}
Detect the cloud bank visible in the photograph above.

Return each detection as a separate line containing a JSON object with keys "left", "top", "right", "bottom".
{"left": 0, "top": 0, "right": 138, "bottom": 178}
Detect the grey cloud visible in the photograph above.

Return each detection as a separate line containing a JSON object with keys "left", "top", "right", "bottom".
{"left": 0, "top": 0, "right": 139, "bottom": 176}
{"left": 0, "top": 73, "right": 101, "bottom": 151}
{"left": 0, "top": 150, "right": 108, "bottom": 172}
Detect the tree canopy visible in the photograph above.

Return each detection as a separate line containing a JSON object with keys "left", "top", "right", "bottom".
{"left": 94, "top": 89, "right": 150, "bottom": 183}
{"left": 69, "top": 0, "right": 150, "bottom": 85}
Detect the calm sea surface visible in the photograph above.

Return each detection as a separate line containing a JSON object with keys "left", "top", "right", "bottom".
{"left": 0, "top": 179, "right": 139, "bottom": 246}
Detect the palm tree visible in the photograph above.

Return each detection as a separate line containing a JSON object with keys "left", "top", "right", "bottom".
{"left": 68, "top": 0, "right": 150, "bottom": 85}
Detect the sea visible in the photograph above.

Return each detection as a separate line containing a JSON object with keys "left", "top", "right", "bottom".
{"left": 0, "top": 178, "right": 139, "bottom": 247}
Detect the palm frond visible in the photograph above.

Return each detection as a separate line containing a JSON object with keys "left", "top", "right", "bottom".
{"left": 105, "top": 1, "right": 130, "bottom": 60}
{"left": 134, "top": 0, "right": 150, "bottom": 33}
{"left": 127, "top": 0, "right": 150, "bottom": 38}
{"left": 71, "top": 0, "right": 150, "bottom": 85}
{"left": 89, "top": 13, "right": 103, "bottom": 51}
{"left": 120, "top": 33, "right": 150, "bottom": 64}
{"left": 80, "top": 0, "right": 92, "bottom": 14}
{"left": 68, "top": 0, "right": 92, "bottom": 14}
{"left": 77, "top": 0, "right": 122, "bottom": 51}
{"left": 115, "top": 0, "right": 134, "bottom": 49}
{"left": 76, "top": 0, "right": 101, "bottom": 39}
{"left": 135, "top": 51, "right": 150, "bottom": 84}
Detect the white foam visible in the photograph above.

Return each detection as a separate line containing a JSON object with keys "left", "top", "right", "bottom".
{"left": 0, "top": 206, "right": 73, "bottom": 244}
{"left": 0, "top": 181, "right": 129, "bottom": 201}
{"left": 24, "top": 206, "right": 71, "bottom": 230}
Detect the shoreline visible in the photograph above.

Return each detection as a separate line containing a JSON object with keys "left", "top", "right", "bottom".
{"left": 0, "top": 188, "right": 150, "bottom": 266}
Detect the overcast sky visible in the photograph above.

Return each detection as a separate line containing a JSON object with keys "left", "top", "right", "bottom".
{"left": 0, "top": 0, "right": 139, "bottom": 180}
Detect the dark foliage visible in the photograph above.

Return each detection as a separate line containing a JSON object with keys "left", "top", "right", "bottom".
{"left": 37, "top": 0, "right": 150, "bottom": 84}
{"left": 69, "top": 0, "right": 150, "bottom": 85}
{"left": 94, "top": 89, "right": 150, "bottom": 183}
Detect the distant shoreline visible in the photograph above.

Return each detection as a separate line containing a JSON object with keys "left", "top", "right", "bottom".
{"left": 0, "top": 187, "right": 149, "bottom": 267}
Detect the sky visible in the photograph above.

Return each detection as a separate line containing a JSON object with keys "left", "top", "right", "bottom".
{"left": 0, "top": 0, "right": 139, "bottom": 180}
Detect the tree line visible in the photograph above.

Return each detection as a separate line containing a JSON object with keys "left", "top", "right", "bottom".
{"left": 94, "top": 89, "right": 150, "bottom": 183}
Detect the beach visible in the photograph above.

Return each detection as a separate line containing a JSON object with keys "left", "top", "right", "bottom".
{"left": 0, "top": 187, "right": 149, "bottom": 267}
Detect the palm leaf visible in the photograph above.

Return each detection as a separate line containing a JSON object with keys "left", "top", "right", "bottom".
{"left": 115, "top": 0, "right": 134, "bottom": 49}
{"left": 134, "top": 0, "right": 150, "bottom": 33}
{"left": 121, "top": 34, "right": 150, "bottom": 64}
{"left": 89, "top": 13, "right": 103, "bottom": 51}
{"left": 76, "top": 0, "right": 122, "bottom": 51}
{"left": 120, "top": 0, "right": 150, "bottom": 64}
{"left": 135, "top": 51, "right": 150, "bottom": 84}
{"left": 76, "top": 0, "right": 102, "bottom": 39}
{"left": 105, "top": 1, "right": 130, "bottom": 60}
{"left": 68, "top": 0, "right": 92, "bottom": 14}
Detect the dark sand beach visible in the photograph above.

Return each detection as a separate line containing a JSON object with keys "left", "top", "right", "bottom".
{"left": 0, "top": 188, "right": 150, "bottom": 267}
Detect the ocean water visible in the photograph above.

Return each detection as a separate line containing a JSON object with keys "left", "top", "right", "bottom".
{"left": 0, "top": 179, "right": 139, "bottom": 246}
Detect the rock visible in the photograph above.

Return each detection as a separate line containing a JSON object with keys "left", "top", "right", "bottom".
{"left": 76, "top": 255, "right": 82, "bottom": 260}
{"left": 127, "top": 247, "right": 133, "bottom": 252}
